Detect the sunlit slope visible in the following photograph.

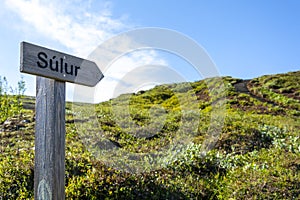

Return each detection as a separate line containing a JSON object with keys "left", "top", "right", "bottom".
{"left": 1, "top": 71, "right": 299, "bottom": 199}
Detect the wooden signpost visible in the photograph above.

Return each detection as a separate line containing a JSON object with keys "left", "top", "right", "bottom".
{"left": 20, "top": 41, "right": 104, "bottom": 200}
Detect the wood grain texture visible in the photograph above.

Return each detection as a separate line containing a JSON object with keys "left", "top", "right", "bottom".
{"left": 20, "top": 41, "right": 103, "bottom": 87}
{"left": 34, "top": 77, "right": 66, "bottom": 200}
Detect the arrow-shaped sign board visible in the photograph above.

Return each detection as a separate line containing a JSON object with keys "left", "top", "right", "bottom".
{"left": 20, "top": 41, "right": 103, "bottom": 87}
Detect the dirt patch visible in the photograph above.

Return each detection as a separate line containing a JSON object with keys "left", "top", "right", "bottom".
{"left": 195, "top": 89, "right": 211, "bottom": 101}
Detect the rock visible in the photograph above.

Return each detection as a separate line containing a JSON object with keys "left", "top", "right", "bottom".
{"left": 1, "top": 116, "right": 30, "bottom": 131}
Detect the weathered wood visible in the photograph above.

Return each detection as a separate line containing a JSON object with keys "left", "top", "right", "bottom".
{"left": 20, "top": 41, "right": 105, "bottom": 199}
{"left": 34, "top": 77, "right": 66, "bottom": 200}
{"left": 20, "top": 41, "right": 103, "bottom": 87}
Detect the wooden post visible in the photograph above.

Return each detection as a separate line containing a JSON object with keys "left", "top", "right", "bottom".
{"left": 34, "top": 77, "right": 66, "bottom": 200}
{"left": 20, "top": 41, "right": 104, "bottom": 199}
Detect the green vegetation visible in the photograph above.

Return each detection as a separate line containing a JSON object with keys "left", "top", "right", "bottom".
{"left": 0, "top": 76, "right": 26, "bottom": 123}
{"left": 1, "top": 71, "right": 299, "bottom": 199}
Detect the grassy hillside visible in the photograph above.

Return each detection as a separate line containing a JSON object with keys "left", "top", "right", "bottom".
{"left": 0, "top": 71, "right": 299, "bottom": 199}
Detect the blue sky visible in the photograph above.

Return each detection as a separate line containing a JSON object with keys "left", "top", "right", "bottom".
{"left": 0, "top": 0, "right": 299, "bottom": 101}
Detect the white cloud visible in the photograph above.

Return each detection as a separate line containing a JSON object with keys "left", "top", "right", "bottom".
{"left": 4, "top": 0, "right": 126, "bottom": 56}
{"left": 74, "top": 50, "right": 170, "bottom": 103}
{"left": 4, "top": 0, "right": 170, "bottom": 102}
{"left": 96, "top": 50, "right": 169, "bottom": 101}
